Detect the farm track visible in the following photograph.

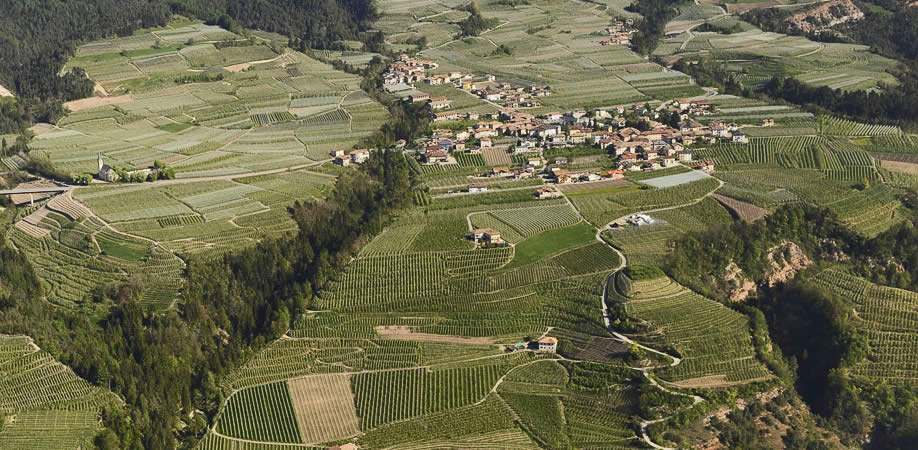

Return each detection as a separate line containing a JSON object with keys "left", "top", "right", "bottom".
{"left": 586, "top": 174, "right": 724, "bottom": 449}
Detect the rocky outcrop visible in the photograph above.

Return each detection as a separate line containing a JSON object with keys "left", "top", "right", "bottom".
{"left": 764, "top": 241, "right": 811, "bottom": 287}
{"left": 723, "top": 241, "right": 811, "bottom": 302}
{"left": 785, "top": 0, "right": 863, "bottom": 34}
{"left": 724, "top": 262, "right": 756, "bottom": 302}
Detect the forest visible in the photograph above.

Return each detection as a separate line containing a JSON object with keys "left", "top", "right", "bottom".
{"left": 628, "top": 0, "right": 687, "bottom": 55}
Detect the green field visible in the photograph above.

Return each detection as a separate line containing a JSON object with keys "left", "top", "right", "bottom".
{"left": 504, "top": 222, "right": 597, "bottom": 268}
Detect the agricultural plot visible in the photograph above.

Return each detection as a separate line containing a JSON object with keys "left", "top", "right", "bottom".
{"left": 812, "top": 270, "right": 918, "bottom": 383}
{"left": 601, "top": 198, "right": 732, "bottom": 266}
{"left": 72, "top": 171, "right": 332, "bottom": 258}
{"left": 612, "top": 275, "right": 771, "bottom": 386}
{"left": 218, "top": 381, "right": 302, "bottom": 443}
{"left": 0, "top": 336, "right": 116, "bottom": 449}
{"left": 9, "top": 201, "right": 185, "bottom": 311}
{"left": 822, "top": 184, "right": 905, "bottom": 237}
{"left": 52, "top": 21, "right": 385, "bottom": 184}
{"left": 469, "top": 203, "right": 582, "bottom": 243}
{"left": 395, "top": 0, "right": 716, "bottom": 113}
{"left": 668, "top": 28, "right": 900, "bottom": 93}
{"left": 288, "top": 374, "right": 361, "bottom": 444}
{"left": 569, "top": 177, "right": 721, "bottom": 226}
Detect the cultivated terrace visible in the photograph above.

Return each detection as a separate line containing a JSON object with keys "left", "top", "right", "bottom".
{"left": 0, "top": 0, "right": 917, "bottom": 449}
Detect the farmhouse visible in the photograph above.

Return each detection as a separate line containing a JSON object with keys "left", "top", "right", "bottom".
{"left": 349, "top": 149, "right": 371, "bottom": 164}
{"left": 333, "top": 156, "right": 350, "bottom": 167}
{"left": 695, "top": 161, "right": 715, "bottom": 173}
{"left": 408, "top": 93, "right": 430, "bottom": 104}
{"left": 424, "top": 149, "right": 449, "bottom": 163}
{"left": 327, "top": 444, "right": 359, "bottom": 450}
{"left": 470, "top": 228, "right": 504, "bottom": 245}
{"left": 537, "top": 337, "right": 558, "bottom": 352}
{"left": 535, "top": 188, "right": 562, "bottom": 199}
{"left": 427, "top": 96, "right": 451, "bottom": 110}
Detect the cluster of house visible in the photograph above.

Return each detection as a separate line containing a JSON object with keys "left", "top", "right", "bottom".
{"left": 382, "top": 54, "right": 444, "bottom": 86}
{"left": 600, "top": 19, "right": 635, "bottom": 46}
{"left": 467, "top": 79, "right": 551, "bottom": 109}
{"left": 330, "top": 148, "right": 372, "bottom": 167}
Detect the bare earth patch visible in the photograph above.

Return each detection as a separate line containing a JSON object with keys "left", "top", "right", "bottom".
{"left": 668, "top": 374, "right": 770, "bottom": 389}
{"left": 224, "top": 62, "right": 252, "bottom": 73}
{"left": 726, "top": 2, "right": 779, "bottom": 13}
{"left": 288, "top": 374, "right": 361, "bottom": 444}
{"left": 711, "top": 193, "right": 767, "bottom": 223}
{"left": 376, "top": 325, "right": 495, "bottom": 344}
{"left": 556, "top": 179, "right": 633, "bottom": 193}
{"left": 881, "top": 160, "right": 918, "bottom": 175}
{"left": 64, "top": 94, "right": 133, "bottom": 112}
{"left": 0, "top": 84, "right": 13, "bottom": 98}
{"left": 29, "top": 123, "right": 56, "bottom": 136}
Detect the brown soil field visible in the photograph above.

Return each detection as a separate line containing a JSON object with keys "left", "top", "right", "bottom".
{"left": 556, "top": 179, "right": 633, "bottom": 193}
{"left": 727, "top": 2, "right": 779, "bottom": 13}
{"left": 288, "top": 374, "right": 361, "bottom": 444}
{"left": 669, "top": 374, "right": 772, "bottom": 389}
{"left": 482, "top": 146, "right": 513, "bottom": 166}
{"left": 711, "top": 193, "right": 768, "bottom": 223}
{"left": 63, "top": 94, "right": 133, "bottom": 112}
{"left": 376, "top": 325, "right": 495, "bottom": 344}
{"left": 29, "top": 123, "right": 56, "bottom": 136}
{"left": 881, "top": 160, "right": 918, "bottom": 175}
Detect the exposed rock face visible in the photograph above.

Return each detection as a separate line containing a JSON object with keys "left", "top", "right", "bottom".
{"left": 765, "top": 241, "right": 811, "bottom": 287}
{"left": 785, "top": 0, "right": 864, "bottom": 34}
{"left": 724, "top": 262, "right": 756, "bottom": 302}
{"left": 723, "top": 241, "right": 810, "bottom": 301}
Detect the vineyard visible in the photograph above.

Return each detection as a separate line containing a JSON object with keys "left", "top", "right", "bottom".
{"left": 812, "top": 269, "right": 918, "bottom": 382}
{"left": 0, "top": 336, "right": 115, "bottom": 449}
{"left": 470, "top": 203, "right": 582, "bottom": 243}
{"left": 217, "top": 381, "right": 302, "bottom": 443}
{"left": 613, "top": 275, "right": 772, "bottom": 385}
{"left": 817, "top": 116, "right": 902, "bottom": 137}
{"left": 570, "top": 177, "right": 721, "bottom": 226}
{"left": 9, "top": 206, "right": 186, "bottom": 311}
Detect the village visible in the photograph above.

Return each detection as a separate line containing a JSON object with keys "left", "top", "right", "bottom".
{"left": 415, "top": 100, "right": 744, "bottom": 188}
{"left": 373, "top": 52, "right": 756, "bottom": 192}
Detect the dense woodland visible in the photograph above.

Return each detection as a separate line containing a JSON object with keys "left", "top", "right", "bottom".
{"left": 0, "top": 0, "right": 378, "bottom": 133}
{"left": 628, "top": 0, "right": 688, "bottom": 55}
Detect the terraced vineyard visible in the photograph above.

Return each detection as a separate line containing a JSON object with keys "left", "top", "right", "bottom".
{"left": 470, "top": 203, "right": 582, "bottom": 243}
{"left": 0, "top": 336, "right": 117, "bottom": 449}
{"left": 611, "top": 273, "right": 771, "bottom": 386}
{"left": 812, "top": 270, "right": 918, "bottom": 382}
